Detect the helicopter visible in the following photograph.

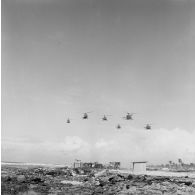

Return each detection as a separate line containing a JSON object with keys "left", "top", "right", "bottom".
{"left": 145, "top": 124, "right": 152, "bottom": 130}
{"left": 116, "top": 124, "right": 122, "bottom": 129}
{"left": 66, "top": 117, "right": 74, "bottom": 123}
{"left": 66, "top": 118, "right": 71, "bottom": 123}
{"left": 102, "top": 115, "right": 111, "bottom": 121}
{"left": 123, "top": 112, "right": 135, "bottom": 120}
{"left": 82, "top": 111, "right": 92, "bottom": 119}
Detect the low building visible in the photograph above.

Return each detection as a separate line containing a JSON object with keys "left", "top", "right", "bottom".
{"left": 73, "top": 161, "right": 82, "bottom": 168}
{"left": 94, "top": 162, "right": 104, "bottom": 169}
{"left": 109, "top": 162, "right": 121, "bottom": 169}
{"left": 83, "top": 162, "right": 93, "bottom": 168}
{"left": 130, "top": 161, "right": 147, "bottom": 173}
{"left": 82, "top": 162, "right": 104, "bottom": 169}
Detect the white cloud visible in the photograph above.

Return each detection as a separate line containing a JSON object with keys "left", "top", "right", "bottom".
{"left": 2, "top": 128, "right": 195, "bottom": 166}
{"left": 95, "top": 139, "right": 116, "bottom": 149}
{"left": 94, "top": 128, "right": 195, "bottom": 167}
{"left": 1, "top": 136, "right": 91, "bottom": 164}
{"left": 14, "top": 0, "right": 54, "bottom": 4}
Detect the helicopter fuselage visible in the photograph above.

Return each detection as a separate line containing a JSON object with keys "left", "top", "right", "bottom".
{"left": 145, "top": 125, "right": 151, "bottom": 130}
{"left": 102, "top": 116, "right": 107, "bottom": 121}
{"left": 83, "top": 113, "right": 88, "bottom": 119}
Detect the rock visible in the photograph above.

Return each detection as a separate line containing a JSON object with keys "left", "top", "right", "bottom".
{"left": 152, "top": 183, "right": 161, "bottom": 190}
{"left": 95, "top": 170, "right": 107, "bottom": 177}
{"left": 108, "top": 175, "right": 124, "bottom": 184}
{"left": 99, "top": 177, "right": 109, "bottom": 186}
{"left": 146, "top": 178, "right": 153, "bottom": 185}
{"left": 61, "top": 180, "right": 83, "bottom": 185}
{"left": 126, "top": 184, "right": 130, "bottom": 189}
{"left": 176, "top": 179, "right": 192, "bottom": 186}
{"left": 94, "top": 186, "right": 104, "bottom": 193}
{"left": 153, "top": 176, "right": 170, "bottom": 182}
{"left": 2, "top": 176, "right": 12, "bottom": 182}
{"left": 46, "top": 170, "right": 57, "bottom": 176}
{"left": 127, "top": 174, "right": 134, "bottom": 180}
{"left": 65, "top": 169, "right": 73, "bottom": 176}
{"left": 30, "top": 177, "right": 43, "bottom": 184}
{"left": 17, "top": 175, "right": 26, "bottom": 182}
{"left": 95, "top": 180, "right": 100, "bottom": 186}
{"left": 29, "top": 184, "right": 37, "bottom": 189}
{"left": 192, "top": 182, "right": 195, "bottom": 188}
{"left": 183, "top": 181, "right": 192, "bottom": 186}
{"left": 121, "top": 186, "right": 137, "bottom": 194}
{"left": 162, "top": 181, "right": 170, "bottom": 186}
{"left": 161, "top": 185, "right": 168, "bottom": 192}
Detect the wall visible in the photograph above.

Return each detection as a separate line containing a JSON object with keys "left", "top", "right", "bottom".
{"left": 133, "top": 163, "right": 146, "bottom": 173}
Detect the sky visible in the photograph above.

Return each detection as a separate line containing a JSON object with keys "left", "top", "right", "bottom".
{"left": 2, "top": 0, "right": 195, "bottom": 166}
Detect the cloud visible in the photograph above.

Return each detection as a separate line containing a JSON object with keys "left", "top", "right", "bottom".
{"left": 13, "top": 0, "right": 54, "bottom": 4}
{"left": 95, "top": 139, "right": 116, "bottom": 149}
{"left": 94, "top": 128, "right": 195, "bottom": 167}
{"left": 2, "top": 128, "right": 195, "bottom": 166}
{"left": 1, "top": 136, "right": 91, "bottom": 164}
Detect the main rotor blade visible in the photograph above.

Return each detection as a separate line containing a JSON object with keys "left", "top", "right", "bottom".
{"left": 85, "top": 111, "right": 93, "bottom": 113}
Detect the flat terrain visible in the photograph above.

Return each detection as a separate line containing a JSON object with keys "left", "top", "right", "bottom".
{"left": 1, "top": 164, "right": 195, "bottom": 195}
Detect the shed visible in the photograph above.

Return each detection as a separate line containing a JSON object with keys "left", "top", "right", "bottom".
{"left": 109, "top": 162, "right": 121, "bottom": 169}
{"left": 130, "top": 161, "right": 147, "bottom": 173}
{"left": 73, "top": 161, "right": 82, "bottom": 168}
{"left": 83, "top": 162, "right": 93, "bottom": 168}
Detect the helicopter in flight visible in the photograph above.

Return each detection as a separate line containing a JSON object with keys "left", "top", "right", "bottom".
{"left": 66, "top": 118, "right": 71, "bottom": 123}
{"left": 116, "top": 124, "right": 122, "bottom": 129}
{"left": 145, "top": 124, "right": 152, "bottom": 130}
{"left": 82, "top": 111, "right": 92, "bottom": 119}
{"left": 102, "top": 115, "right": 111, "bottom": 121}
{"left": 123, "top": 112, "right": 135, "bottom": 120}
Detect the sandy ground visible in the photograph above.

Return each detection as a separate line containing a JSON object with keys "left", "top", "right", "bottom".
{"left": 113, "top": 169, "right": 195, "bottom": 178}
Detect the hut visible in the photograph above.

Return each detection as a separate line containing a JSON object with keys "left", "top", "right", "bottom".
{"left": 109, "top": 162, "right": 121, "bottom": 169}
{"left": 73, "top": 160, "right": 82, "bottom": 168}
{"left": 83, "top": 162, "right": 93, "bottom": 168}
{"left": 130, "top": 161, "right": 147, "bottom": 173}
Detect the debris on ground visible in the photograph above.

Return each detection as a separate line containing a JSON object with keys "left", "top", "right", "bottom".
{"left": 1, "top": 165, "right": 195, "bottom": 195}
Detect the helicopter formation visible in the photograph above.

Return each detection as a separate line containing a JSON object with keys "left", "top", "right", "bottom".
{"left": 66, "top": 112, "right": 152, "bottom": 130}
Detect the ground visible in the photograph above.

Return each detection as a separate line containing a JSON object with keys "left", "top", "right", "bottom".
{"left": 1, "top": 164, "right": 195, "bottom": 195}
